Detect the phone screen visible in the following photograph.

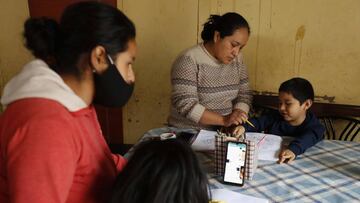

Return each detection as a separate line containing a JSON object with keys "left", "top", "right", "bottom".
{"left": 223, "top": 141, "right": 247, "bottom": 186}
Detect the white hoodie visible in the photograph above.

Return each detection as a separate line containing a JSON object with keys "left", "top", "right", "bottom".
{"left": 1, "top": 59, "right": 87, "bottom": 112}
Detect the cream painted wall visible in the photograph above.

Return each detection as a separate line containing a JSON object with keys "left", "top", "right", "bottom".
{"left": 0, "top": 0, "right": 32, "bottom": 106}
{"left": 253, "top": 0, "right": 360, "bottom": 105}
{"left": 121, "top": 0, "right": 360, "bottom": 143}
{"left": 0, "top": 1, "right": 359, "bottom": 144}
{"left": 120, "top": 0, "right": 199, "bottom": 143}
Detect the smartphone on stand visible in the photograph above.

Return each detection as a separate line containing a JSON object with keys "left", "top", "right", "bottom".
{"left": 223, "top": 141, "right": 247, "bottom": 186}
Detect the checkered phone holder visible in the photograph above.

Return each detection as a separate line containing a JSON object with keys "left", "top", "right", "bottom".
{"left": 214, "top": 133, "right": 258, "bottom": 180}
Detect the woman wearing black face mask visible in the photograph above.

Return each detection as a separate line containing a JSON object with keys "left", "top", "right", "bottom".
{"left": 0, "top": 2, "right": 136, "bottom": 203}
{"left": 93, "top": 54, "right": 135, "bottom": 107}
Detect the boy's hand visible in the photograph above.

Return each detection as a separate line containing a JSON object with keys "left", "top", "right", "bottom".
{"left": 232, "top": 125, "right": 245, "bottom": 138}
{"left": 278, "top": 149, "right": 296, "bottom": 164}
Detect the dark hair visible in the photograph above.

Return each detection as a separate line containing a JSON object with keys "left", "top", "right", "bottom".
{"left": 24, "top": 17, "right": 59, "bottom": 63}
{"left": 201, "top": 12, "right": 250, "bottom": 43}
{"left": 110, "top": 139, "right": 210, "bottom": 203}
{"left": 23, "top": 1, "right": 136, "bottom": 76}
{"left": 279, "top": 77, "right": 315, "bottom": 104}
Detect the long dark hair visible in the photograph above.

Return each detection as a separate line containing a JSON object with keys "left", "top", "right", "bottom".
{"left": 201, "top": 12, "right": 250, "bottom": 43}
{"left": 110, "top": 139, "right": 210, "bottom": 203}
{"left": 23, "top": 1, "right": 135, "bottom": 77}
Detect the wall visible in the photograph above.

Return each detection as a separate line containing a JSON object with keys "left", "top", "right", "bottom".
{"left": 120, "top": 0, "right": 199, "bottom": 143}
{"left": 121, "top": 0, "right": 360, "bottom": 144}
{"left": 0, "top": 0, "right": 32, "bottom": 111}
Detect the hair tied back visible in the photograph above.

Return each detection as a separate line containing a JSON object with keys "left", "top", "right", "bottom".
{"left": 24, "top": 17, "right": 59, "bottom": 64}
{"left": 208, "top": 14, "right": 221, "bottom": 26}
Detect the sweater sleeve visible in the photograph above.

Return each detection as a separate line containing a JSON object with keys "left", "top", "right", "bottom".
{"left": 171, "top": 55, "right": 205, "bottom": 123}
{"left": 6, "top": 119, "right": 77, "bottom": 203}
{"left": 243, "top": 114, "right": 276, "bottom": 133}
{"left": 288, "top": 123, "right": 325, "bottom": 155}
{"left": 233, "top": 53, "right": 252, "bottom": 113}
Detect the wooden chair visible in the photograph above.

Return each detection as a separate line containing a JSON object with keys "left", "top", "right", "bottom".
{"left": 319, "top": 116, "right": 359, "bottom": 141}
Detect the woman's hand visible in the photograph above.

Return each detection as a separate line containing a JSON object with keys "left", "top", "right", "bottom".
{"left": 278, "top": 149, "right": 296, "bottom": 164}
{"left": 223, "top": 109, "right": 248, "bottom": 127}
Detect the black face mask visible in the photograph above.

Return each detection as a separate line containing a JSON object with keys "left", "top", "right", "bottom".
{"left": 93, "top": 55, "right": 134, "bottom": 107}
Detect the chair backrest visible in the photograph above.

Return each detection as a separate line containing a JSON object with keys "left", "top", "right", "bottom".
{"left": 319, "top": 116, "right": 360, "bottom": 141}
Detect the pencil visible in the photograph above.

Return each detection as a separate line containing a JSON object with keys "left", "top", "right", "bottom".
{"left": 245, "top": 119, "right": 256, "bottom": 129}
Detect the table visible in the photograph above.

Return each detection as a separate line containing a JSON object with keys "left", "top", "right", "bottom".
{"left": 133, "top": 127, "right": 360, "bottom": 203}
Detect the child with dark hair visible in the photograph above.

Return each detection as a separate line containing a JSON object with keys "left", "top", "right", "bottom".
{"left": 234, "top": 77, "right": 325, "bottom": 164}
{"left": 110, "top": 139, "right": 210, "bottom": 203}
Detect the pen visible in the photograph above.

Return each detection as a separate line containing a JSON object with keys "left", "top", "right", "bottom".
{"left": 245, "top": 119, "right": 256, "bottom": 129}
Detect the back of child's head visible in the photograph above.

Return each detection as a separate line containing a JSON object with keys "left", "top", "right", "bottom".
{"left": 110, "top": 139, "right": 209, "bottom": 203}
{"left": 279, "top": 77, "right": 314, "bottom": 104}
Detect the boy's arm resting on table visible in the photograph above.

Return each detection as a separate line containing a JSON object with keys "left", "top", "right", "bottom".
{"left": 233, "top": 114, "right": 276, "bottom": 135}
{"left": 288, "top": 125, "right": 325, "bottom": 155}
{"left": 243, "top": 114, "right": 277, "bottom": 133}
{"left": 6, "top": 119, "right": 77, "bottom": 203}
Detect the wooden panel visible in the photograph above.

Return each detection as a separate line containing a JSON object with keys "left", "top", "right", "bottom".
{"left": 28, "top": 0, "right": 116, "bottom": 21}
{"left": 121, "top": 0, "right": 198, "bottom": 144}
{"left": 0, "top": 0, "right": 32, "bottom": 98}
{"left": 94, "top": 105, "right": 123, "bottom": 144}
{"left": 252, "top": 0, "right": 360, "bottom": 105}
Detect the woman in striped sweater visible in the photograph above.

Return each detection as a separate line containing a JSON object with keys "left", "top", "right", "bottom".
{"left": 168, "top": 12, "right": 253, "bottom": 130}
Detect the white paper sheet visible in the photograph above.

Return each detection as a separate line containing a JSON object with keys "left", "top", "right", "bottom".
{"left": 245, "top": 132, "right": 293, "bottom": 161}
{"left": 191, "top": 130, "right": 294, "bottom": 160}
{"left": 211, "top": 188, "right": 269, "bottom": 203}
{"left": 191, "top": 130, "right": 217, "bottom": 151}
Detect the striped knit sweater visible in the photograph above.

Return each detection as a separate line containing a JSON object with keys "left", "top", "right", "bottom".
{"left": 168, "top": 43, "right": 252, "bottom": 130}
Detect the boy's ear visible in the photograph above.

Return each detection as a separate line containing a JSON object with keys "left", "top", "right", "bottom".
{"left": 303, "top": 99, "right": 313, "bottom": 110}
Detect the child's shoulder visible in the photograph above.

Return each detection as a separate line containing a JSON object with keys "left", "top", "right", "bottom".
{"left": 306, "top": 112, "right": 321, "bottom": 122}
{"left": 302, "top": 112, "right": 324, "bottom": 129}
